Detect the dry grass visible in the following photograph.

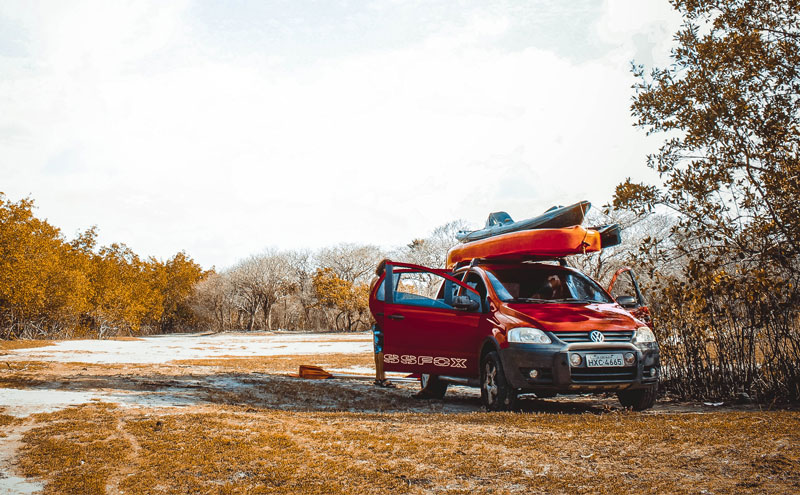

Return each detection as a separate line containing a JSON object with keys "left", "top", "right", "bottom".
{"left": 16, "top": 403, "right": 800, "bottom": 495}
{"left": 0, "top": 360, "right": 52, "bottom": 389}
{"left": 173, "top": 353, "right": 375, "bottom": 373}
{"left": 0, "top": 411, "right": 16, "bottom": 438}
{"left": 0, "top": 361, "right": 152, "bottom": 389}
{"left": 0, "top": 340, "right": 54, "bottom": 351}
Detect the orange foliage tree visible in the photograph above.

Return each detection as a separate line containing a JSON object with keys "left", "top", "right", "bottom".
{"left": 311, "top": 267, "right": 370, "bottom": 332}
{"left": 0, "top": 193, "right": 206, "bottom": 339}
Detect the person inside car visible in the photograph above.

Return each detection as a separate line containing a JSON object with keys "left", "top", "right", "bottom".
{"left": 547, "top": 274, "right": 566, "bottom": 299}
{"left": 532, "top": 273, "right": 566, "bottom": 300}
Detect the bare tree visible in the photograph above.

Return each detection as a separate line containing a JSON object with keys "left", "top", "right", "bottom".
{"left": 397, "top": 219, "right": 469, "bottom": 269}
{"left": 227, "top": 260, "right": 264, "bottom": 331}
{"left": 191, "top": 272, "right": 235, "bottom": 331}
{"left": 227, "top": 250, "right": 297, "bottom": 331}
{"left": 283, "top": 249, "right": 316, "bottom": 329}
{"left": 314, "top": 243, "right": 386, "bottom": 284}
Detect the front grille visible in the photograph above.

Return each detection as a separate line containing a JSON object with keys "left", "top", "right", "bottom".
{"left": 555, "top": 330, "right": 634, "bottom": 343}
{"left": 571, "top": 366, "right": 637, "bottom": 383}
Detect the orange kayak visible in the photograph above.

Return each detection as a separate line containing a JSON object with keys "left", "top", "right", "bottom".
{"left": 446, "top": 226, "right": 601, "bottom": 269}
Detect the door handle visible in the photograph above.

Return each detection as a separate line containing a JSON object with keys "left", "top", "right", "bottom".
{"left": 375, "top": 312, "right": 384, "bottom": 317}
{"left": 388, "top": 314, "right": 404, "bottom": 320}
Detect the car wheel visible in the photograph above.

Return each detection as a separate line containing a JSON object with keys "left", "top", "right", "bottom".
{"left": 417, "top": 374, "right": 448, "bottom": 399}
{"left": 480, "top": 351, "right": 518, "bottom": 411}
{"left": 617, "top": 385, "right": 658, "bottom": 411}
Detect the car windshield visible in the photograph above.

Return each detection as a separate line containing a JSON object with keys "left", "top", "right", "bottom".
{"left": 484, "top": 264, "right": 613, "bottom": 304}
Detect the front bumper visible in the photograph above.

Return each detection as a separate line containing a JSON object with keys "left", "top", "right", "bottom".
{"left": 499, "top": 341, "right": 659, "bottom": 393}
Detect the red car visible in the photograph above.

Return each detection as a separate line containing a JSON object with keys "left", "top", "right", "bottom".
{"left": 368, "top": 259, "right": 659, "bottom": 411}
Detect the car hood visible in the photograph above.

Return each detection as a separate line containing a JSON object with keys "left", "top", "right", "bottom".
{"left": 501, "top": 302, "right": 642, "bottom": 332}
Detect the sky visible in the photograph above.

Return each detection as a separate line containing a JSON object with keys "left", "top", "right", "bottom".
{"left": 0, "top": 0, "right": 682, "bottom": 270}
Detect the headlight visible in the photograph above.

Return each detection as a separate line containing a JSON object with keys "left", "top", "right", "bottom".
{"left": 633, "top": 326, "right": 656, "bottom": 343}
{"left": 508, "top": 327, "right": 551, "bottom": 344}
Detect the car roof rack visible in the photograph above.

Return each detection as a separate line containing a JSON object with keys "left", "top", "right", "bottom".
{"left": 453, "top": 257, "right": 569, "bottom": 269}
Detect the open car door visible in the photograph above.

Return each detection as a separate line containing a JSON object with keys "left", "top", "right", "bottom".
{"left": 607, "top": 267, "right": 651, "bottom": 326}
{"left": 379, "top": 261, "right": 484, "bottom": 377}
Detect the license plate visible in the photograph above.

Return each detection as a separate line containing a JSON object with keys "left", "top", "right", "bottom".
{"left": 586, "top": 353, "right": 624, "bottom": 367}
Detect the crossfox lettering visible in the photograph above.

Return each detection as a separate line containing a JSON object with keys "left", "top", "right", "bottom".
{"left": 384, "top": 354, "right": 467, "bottom": 369}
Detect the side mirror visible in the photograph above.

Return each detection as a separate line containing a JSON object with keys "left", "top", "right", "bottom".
{"left": 452, "top": 295, "right": 480, "bottom": 311}
{"left": 616, "top": 295, "right": 638, "bottom": 308}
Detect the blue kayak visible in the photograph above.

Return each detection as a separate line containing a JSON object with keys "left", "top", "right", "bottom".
{"left": 588, "top": 223, "right": 622, "bottom": 249}
{"left": 456, "top": 201, "right": 592, "bottom": 243}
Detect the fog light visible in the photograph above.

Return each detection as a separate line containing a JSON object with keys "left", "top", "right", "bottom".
{"left": 528, "top": 369, "right": 539, "bottom": 379}
{"left": 624, "top": 352, "right": 635, "bottom": 365}
{"left": 570, "top": 353, "right": 582, "bottom": 366}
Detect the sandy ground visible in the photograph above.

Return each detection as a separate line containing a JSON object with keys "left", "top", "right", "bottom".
{"left": 1, "top": 332, "right": 373, "bottom": 365}
{"left": 1, "top": 332, "right": 798, "bottom": 494}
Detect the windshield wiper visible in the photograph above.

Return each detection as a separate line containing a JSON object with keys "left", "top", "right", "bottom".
{"left": 508, "top": 297, "right": 551, "bottom": 303}
{"left": 551, "top": 297, "right": 594, "bottom": 303}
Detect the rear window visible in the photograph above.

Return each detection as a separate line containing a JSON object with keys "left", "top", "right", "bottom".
{"left": 484, "top": 264, "right": 612, "bottom": 304}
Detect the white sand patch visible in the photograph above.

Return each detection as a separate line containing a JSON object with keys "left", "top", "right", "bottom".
{"left": 0, "top": 388, "right": 208, "bottom": 419}
{"left": 110, "top": 391, "right": 201, "bottom": 409}
{"left": 327, "top": 366, "right": 377, "bottom": 375}
{"left": 0, "top": 332, "right": 382, "bottom": 419}
{"left": 0, "top": 474, "right": 43, "bottom": 495}
{"left": 3, "top": 332, "right": 371, "bottom": 365}
{"left": 0, "top": 426, "right": 44, "bottom": 495}
{"left": 0, "top": 472, "right": 43, "bottom": 495}
{"left": 0, "top": 388, "right": 104, "bottom": 418}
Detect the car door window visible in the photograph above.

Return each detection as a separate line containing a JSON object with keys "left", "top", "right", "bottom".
{"left": 394, "top": 271, "right": 455, "bottom": 309}
{"left": 375, "top": 277, "right": 396, "bottom": 302}
{"left": 382, "top": 264, "right": 481, "bottom": 311}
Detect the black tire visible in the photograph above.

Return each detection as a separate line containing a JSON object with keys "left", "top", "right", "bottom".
{"left": 418, "top": 374, "right": 448, "bottom": 399}
{"left": 617, "top": 385, "right": 658, "bottom": 411}
{"left": 480, "top": 351, "right": 518, "bottom": 411}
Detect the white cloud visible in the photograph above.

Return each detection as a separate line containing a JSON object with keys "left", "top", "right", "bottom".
{"left": 0, "top": 1, "right": 682, "bottom": 269}
{"left": 596, "top": 0, "right": 682, "bottom": 67}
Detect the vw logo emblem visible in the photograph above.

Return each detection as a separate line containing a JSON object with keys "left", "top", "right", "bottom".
{"left": 589, "top": 330, "right": 605, "bottom": 342}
